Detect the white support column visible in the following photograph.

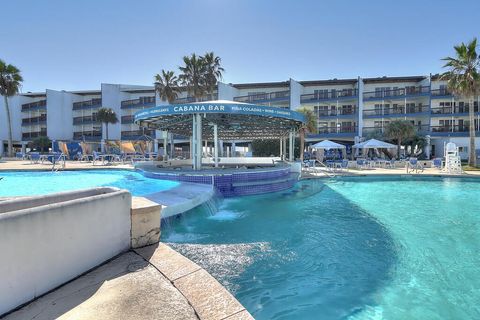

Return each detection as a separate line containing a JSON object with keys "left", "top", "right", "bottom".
{"left": 163, "top": 132, "right": 168, "bottom": 160}
{"left": 292, "top": 130, "right": 294, "bottom": 161}
{"left": 21, "top": 142, "right": 27, "bottom": 154}
{"left": 0, "top": 142, "right": 4, "bottom": 157}
{"left": 153, "top": 139, "right": 159, "bottom": 153}
{"left": 195, "top": 113, "right": 203, "bottom": 170}
{"left": 214, "top": 124, "right": 219, "bottom": 168}
{"left": 219, "top": 139, "right": 224, "bottom": 157}
{"left": 282, "top": 137, "right": 287, "bottom": 161}
{"left": 279, "top": 138, "right": 283, "bottom": 159}
{"left": 170, "top": 134, "right": 175, "bottom": 158}
{"left": 231, "top": 141, "right": 236, "bottom": 157}
{"left": 100, "top": 139, "right": 105, "bottom": 153}
{"left": 288, "top": 131, "right": 294, "bottom": 162}
{"left": 192, "top": 116, "right": 197, "bottom": 169}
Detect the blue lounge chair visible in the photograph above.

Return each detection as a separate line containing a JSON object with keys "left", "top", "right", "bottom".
{"left": 407, "top": 157, "right": 424, "bottom": 173}
{"left": 433, "top": 158, "right": 442, "bottom": 170}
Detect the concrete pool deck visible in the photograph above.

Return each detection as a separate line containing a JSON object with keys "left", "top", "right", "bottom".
{"left": 3, "top": 243, "right": 253, "bottom": 320}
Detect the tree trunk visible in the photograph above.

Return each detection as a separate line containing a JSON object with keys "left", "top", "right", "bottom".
{"left": 3, "top": 95, "right": 13, "bottom": 157}
{"left": 299, "top": 128, "right": 305, "bottom": 162}
{"left": 105, "top": 122, "right": 109, "bottom": 141}
{"left": 468, "top": 97, "right": 476, "bottom": 167}
{"left": 397, "top": 138, "right": 401, "bottom": 160}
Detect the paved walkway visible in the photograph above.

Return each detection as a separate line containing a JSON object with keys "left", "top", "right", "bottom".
{"left": 0, "top": 159, "right": 133, "bottom": 171}
{"left": 4, "top": 244, "right": 253, "bottom": 320}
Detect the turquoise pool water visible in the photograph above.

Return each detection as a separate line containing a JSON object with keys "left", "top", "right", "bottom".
{"left": 162, "top": 176, "right": 480, "bottom": 320}
{"left": 0, "top": 170, "right": 179, "bottom": 196}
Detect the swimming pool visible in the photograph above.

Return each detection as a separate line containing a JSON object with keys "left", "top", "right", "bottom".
{"left": 0, "top": 170, "right": 179, "bottom": 197}
{"left": 162, "top": 176, "right": 480, "bottom": 319}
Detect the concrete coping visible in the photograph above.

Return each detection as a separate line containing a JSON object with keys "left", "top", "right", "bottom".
{"left": 135, "top": 243, "right": 254, "bottom": 320}
{"left": 0, "top": 187, "right": 127, "bottom": 215}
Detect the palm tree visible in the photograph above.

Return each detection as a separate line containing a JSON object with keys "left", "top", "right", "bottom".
{"left": 0, "top": 60, "right": 23, "bottom": 157}
{"left": 154, "top": 70, "right": 181, "bottom": 104}
{"left": 96, "top": 108, "right": 118, "bottom": 141}
{"left": 385, "top": 120, "right": 416, "bottom": 159}
{"left": 297, "top": 107, "right": 317, "bottom": 161}
{"left": 202, "top": 52, "right": 224, "bottom": 97}
{"left": 442, "top": 38, "right": 480, "bottom": 166}
{"left": 179, "top": 53, "right": 207, "bottom": 102}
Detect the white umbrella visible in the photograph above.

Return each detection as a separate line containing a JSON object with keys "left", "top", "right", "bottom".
{"left": 353, "top": 139, "right": 396, "bottom": 149}
{"left": 310, "top": 140, "right": 346, "bottom": 150}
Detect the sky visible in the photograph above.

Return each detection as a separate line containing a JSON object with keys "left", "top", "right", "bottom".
{"left": 1, "top": 0, "right": 480, "bottom": 92}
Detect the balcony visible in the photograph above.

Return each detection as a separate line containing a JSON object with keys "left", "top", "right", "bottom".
{"left": 430, "top": 88, "right": 452, "bottom": 98}
{"left": 363, "top": 124, "right": 429, "bottom": 135}
{"left": 429, "top": 125, "right": 480, "bottom": 136}
{"left": 21, "top": 115, "right": 47, "bottom": 126}
{"left": 363, "top": 86, "right": 430, "bottom": 101}
{"left": 121, "top": 96, "right": 155, "bottom": 109}
{"left": 315, "top": 107, "right": 357, "bottom": 118}
{"left": 301, "top": 89, "right": 357, "bottom": 103}
{"left": 308, "top": 126, "right": 357, "bottom": 139}
{"left": 431, "top": 105, "right": 479, "bottom": 116}
{"left": 363, "top": 105, "right": 429, "bottom": 118}
{"left": 22, "top": 129, "right": 47, "bottom": 140}
{"left": 73, "top": 131, "right": 102, "bottom": 141}
{"left": 173, "top": 94, "right": 218, "bottom": 104}
{"left": 21, "top": 100, "right": 47, "bottom": 112}
{"left": 73, "top": 115, "right": 98, "bottom": 125}
{"left": 121, "top": 115, "right": 134, "bottom": 124}
{"left": 121, "top": 129, "right": 156, "bottom": 140}
{"left": 233, "top": 90, "right": 290, "bottom": 104}
{"left": 72, "top": 98, "right": 102, "bottom": 111}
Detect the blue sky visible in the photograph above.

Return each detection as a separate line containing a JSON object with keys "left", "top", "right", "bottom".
{"left": 2, "top": 0, "right": 479, "bottom": 92}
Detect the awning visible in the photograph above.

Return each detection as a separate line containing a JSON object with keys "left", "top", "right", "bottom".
{"left": 353, "top": 138, "right": 396, "bottom": 149}
{"left": 310, "top": 140, "right": 346, "bottom": 150}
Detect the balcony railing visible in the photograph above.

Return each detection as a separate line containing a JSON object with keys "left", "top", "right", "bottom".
{"left": 121, "top": 115, "right": 135, "bottom": 124}
{"left": 121, "top": 129, "right": 156, "bottom": 138}
{"left": 301, "top": 89, "right": 357, "bottom": 103}
{"left": 22, "top": 130, "right": 47, "bottom": 140}
{"left": 121, "top": 96, "right": 155, "bottom": 109}
{"left": 72, "top": 98, "right": 102, "bottom": 110}
{"left": 21, "top": 100, "right": 47, "bottom": 112}
{"left": 317, "top": 126, "right": 357, "bottom": 134}
{"left": 73, "top": 115, "right": 98, "bottom": 125}
{"left": 173, "top": 94, "right": 218, "bottom": 104}
{"left": 363, "top": 105, "right": 429, "bottom": 117}
{"left": 315, "top": 107, "right": 357, "bottom": 117}
{"left": 431, "top": 105, "right": 479, "bottom": 115}
{"left": 363, "top": 86, "right": 430, "bottom": 100}
{"left": 363, "top": 124, "right": 430, "bottom": 134}
{"left": 430, "top": 125, "right": 472, "bottom": 133}
{"left": 21, "top": 115, "right": 47, "bottom": 125}
{"left": 234, "top": 90, "right": 290, "bottom": 103}
{"left": 73, "top": 131, "right": 102, "bottom": 140}
{"left": 431, "top": 88, "right": 452, "bottom": 96}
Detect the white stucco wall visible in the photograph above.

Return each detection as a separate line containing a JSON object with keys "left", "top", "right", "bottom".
{"left": 289, "top": 78, "right": 302, "bottom": 110}
{"left": 101, "top": 84, "right": 129, "bottom": 140}
{"left": 46, "top": 90, "right": 82, "bottom": 140}
{"left": 0, "top": 96, "right": 27, "bottom": 142}
{"left": 217, "top": 82, "right": 239, "bottom": 101}
{"left": 0, "top": 188, "right": 131, "bottom": 316}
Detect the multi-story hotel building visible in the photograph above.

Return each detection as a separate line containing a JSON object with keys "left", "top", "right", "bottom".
{"left": 1, "top": 75, "right": 479, "bottom": 159}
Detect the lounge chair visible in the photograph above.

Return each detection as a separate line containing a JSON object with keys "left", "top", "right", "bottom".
{"left": 385, "top": 159, "right": 396, "bottom": 169}
{"left": 28, "top": 152, "right": 41, "bottom": 164}
{"left": 406, "top": 157, "right": 424, "bottom": 173}
{"left": 433, "top": 158, "right": 443, "bottom": 170}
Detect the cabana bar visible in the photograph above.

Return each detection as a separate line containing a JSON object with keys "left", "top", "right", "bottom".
{"left": 134, "top": 100, "right": 305, "bottom": 170}
{"left": 134, "top": 100, "right": 306, "bottom": 196}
